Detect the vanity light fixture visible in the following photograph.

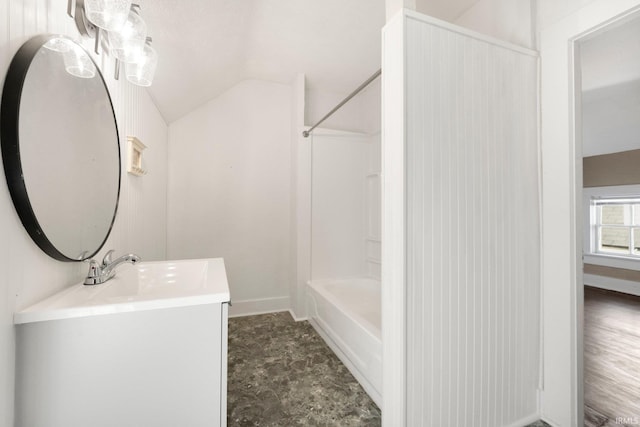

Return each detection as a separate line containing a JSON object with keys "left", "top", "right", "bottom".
{"left": 67, "top": 0, "right": 157, "bottom": 86}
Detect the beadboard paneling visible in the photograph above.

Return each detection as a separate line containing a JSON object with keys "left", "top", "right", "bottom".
{"left": 385, "top": 11, "right": 540, "bottom": 426}
{"left": 0, "top": 1, "right": 168, "bottom": 426}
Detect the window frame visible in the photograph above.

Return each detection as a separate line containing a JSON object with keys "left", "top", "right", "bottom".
{"left": 584, "top": 185, "right": 640, "bottom": 271}
{"left": 592, "top": 199, "right": 640, "bottom": 256}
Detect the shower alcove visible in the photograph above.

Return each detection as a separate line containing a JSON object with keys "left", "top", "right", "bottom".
{"left": 306, "top": 128, "right": 382, "bottom": 406}
{"left": 292, "top": 70, "right": 383, "bottom": 407}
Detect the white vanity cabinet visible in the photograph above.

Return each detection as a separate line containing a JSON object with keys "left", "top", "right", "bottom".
{"left": 13, "top": 258, "right": 230, "bottom": 427}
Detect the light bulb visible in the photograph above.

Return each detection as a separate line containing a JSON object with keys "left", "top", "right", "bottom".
{"left": 126, "top": 43, "right": 157, "bottom": 86}
{"left": 43, "top": 36, "right": 73, "bottom": 53}
{"left": 108, "top": 8, "right": 147, "bottom": 63}
{"left": 84, "top": 0, "right": 132, "bottom": 32}
{"left": 63, "top": 44, "right": 97, "bottom": 78}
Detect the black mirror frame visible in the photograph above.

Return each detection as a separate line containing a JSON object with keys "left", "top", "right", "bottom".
{"left": 0, "top": 34, "right": 121, "bottom": 262}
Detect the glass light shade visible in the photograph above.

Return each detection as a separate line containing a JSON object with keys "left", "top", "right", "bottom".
{"left": 108, "top": 10, "right": 147, "bottom": 62}
{"left": 125, "top": 44, "right": 157, "bottom": 86}
{"left": 63, "top": 44, "right": 97, "bottom": 78}
{"left": 84, "top": 0, "right": 132, "bottom": 32}
{"left": 43, "top": 37, "right": 73, "bottom": 53}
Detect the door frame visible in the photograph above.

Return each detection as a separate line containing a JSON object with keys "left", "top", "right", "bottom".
{"left": 539, "top": 2, "right": 640, "bottom": 425}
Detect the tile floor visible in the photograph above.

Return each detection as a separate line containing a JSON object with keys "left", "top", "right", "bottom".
{"left": 227, "top": 311, "right": 550, "bottom": 427}
{"left": 227, "top": 312, "right": 380, "bottom": 426}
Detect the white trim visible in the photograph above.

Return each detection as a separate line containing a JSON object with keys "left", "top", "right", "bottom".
{"left": 584, "top": 254, "right": 640, "bottom": 271}
{"left": 288, "top": 309, "right": 308, "bottom": 322}
{"left": 291, "top": 73, "right": 307, "bottom": 323}
{"left": 227, "top": 296, "right": 290, "bottom": 318}
{"left": 220, "top": 303, "right": 228, "bottom": 427}
{"left": 294, "top": 77, "right": 312, "bottom": 320}
{"left": 403, "top": 9, "right": 538, "bottom": 57}
{"left": 536, "top": 29, "right": 545, "bottom": 402}
{"left": 583, "top": 185, "right": 640, "bottom": 261}
{"left": 584, "top": 274, "right": 640, "bottom": 297}
{"left": 502, "top": 413, "right": 542, "bottom": 427}
{"left": 539, "top": 417, "right": 561, "bottom": 427}
{"left": 381, "top": 10, "right": 406, "bottom": 427}
{"left": 309, "top": 127, "right": 372, "bottom": 139}
{"left": 540, "top": 2, "right": 640, "bottom": 425}
{"left": 570, "top": 36, "right": 584, "bottom": 427}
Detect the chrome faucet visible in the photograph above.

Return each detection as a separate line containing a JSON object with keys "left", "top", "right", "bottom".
{"left": 84, "top": 250, "right": 141, "bottom": 285}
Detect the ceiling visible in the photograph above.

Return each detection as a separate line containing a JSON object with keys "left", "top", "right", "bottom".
{"left": 580, "top": 15, "right": 640, "bottom": 92}
{"left": 580, "top": 15, "right": 640, "bottom": 156}
{"left": 135, "top": 0, "right": 485, "bottom": 124}
{"left": 136, "top": 0, "right": 385, "bottom": 123}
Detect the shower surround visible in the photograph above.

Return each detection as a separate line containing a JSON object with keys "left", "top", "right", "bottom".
{"left": 306, "top": 128, "right": 382, "bottom": 405}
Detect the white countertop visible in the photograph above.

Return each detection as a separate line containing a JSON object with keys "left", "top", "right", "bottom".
{"left": 15, "top": 258, "right": 230, "bottom": 325}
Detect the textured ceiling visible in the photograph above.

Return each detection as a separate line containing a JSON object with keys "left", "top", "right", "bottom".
{"left": 136, "top": 0, "right": 385, "bottom": 123}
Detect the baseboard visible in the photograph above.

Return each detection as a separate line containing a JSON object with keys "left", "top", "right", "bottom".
{"left": 502, "top": 413, "right": 540, "bottom": 427}
{"left": 288, "top": 309, "right": 308, "bottom": 322}
{"left": 584, "top": 273, "right": 640, "bottom": 297}
{"left": 228, "top": 296, "right": 290, "bottom": 318}
{"left": 539, "top": 412, "right": 561, "bottom": 427}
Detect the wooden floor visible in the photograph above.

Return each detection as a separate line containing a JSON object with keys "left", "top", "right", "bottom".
{"left": 584, "top": 286, "right": 640, "bottom": 427}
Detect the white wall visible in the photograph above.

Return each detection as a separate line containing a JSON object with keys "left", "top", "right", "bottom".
{"left": 454, "top": 0, "right": 535, "bottom": 48}
{"left": 537, "top": 0, "right": 599, "bottom": 31}
{"left": 167, "top": 79, "right": 292, "bottom": 310}
{"left": 538, "top": 1, "right": 640, "bottom": 425}
{"left": 582, "top": 80, "right": 640, "bottom": 156}
{"left": 0, "top": 1, "right": 168, "bottom": 425}
{"left": 383, "top": 10, "right": 540, "bottom": 426}
{"left": 291, "top": 74, "right": 310, "bottom": 319}
{"left": 579, "top": 18, "right": 640, "bottom": 157}
{"left": 387, "top": 0, "right": 416, "bottom": 20}
{"left": 307, "top": 81, "right": 382, "bottom": 283}
{"left": 366, "top": 132, "right": 382, "bottom": 280}
{"left": 310, "top": 131, "right": 370, "bottom": 281}
{"left": 305, "top": 79, "right": 381, "bottom": 135}
{"left": 105, "top": 65, "right": 168, "bottom": 264}
{"left": 410, "top": 0, "right": 535, "bottom": 49}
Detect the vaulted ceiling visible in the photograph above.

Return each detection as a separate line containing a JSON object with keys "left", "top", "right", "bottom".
{"left": 136, "top": 0, "right": 479, "bottom": 123}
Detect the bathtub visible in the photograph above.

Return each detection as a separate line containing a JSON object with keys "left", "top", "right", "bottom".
{"left": 306, "top": 277, "right": 382, "bottom": 406}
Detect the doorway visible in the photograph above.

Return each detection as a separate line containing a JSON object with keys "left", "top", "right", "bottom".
{"left": 575, "top": 10, "right": 640, "bottom": 426}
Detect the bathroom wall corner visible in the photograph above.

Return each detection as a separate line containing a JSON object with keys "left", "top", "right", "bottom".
{"left": 292, "top": 73, "right": 309, "bottom": 320}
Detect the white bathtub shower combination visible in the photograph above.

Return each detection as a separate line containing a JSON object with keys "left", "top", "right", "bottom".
{"left": 305, "top": 128, "right": 382, "bottom": 406}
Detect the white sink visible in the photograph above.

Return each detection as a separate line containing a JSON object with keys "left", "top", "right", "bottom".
{"left": 14, "top": 258, "right": 230, "bottom": 324}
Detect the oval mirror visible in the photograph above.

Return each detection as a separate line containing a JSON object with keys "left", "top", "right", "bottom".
{"left": 1, "top": 35, "right": 121, "bottom": 261}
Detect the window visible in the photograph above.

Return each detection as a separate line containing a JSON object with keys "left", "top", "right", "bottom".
{"left": 591, "top": 197, "right": 640, "bottom": 257}
{"left": 584, "top": 186, "right": 640, "bottom": 270}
